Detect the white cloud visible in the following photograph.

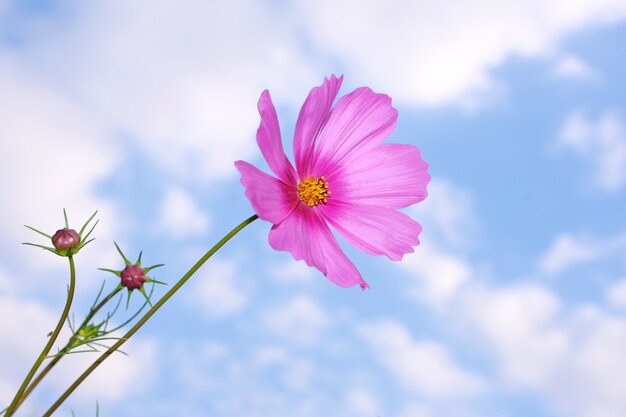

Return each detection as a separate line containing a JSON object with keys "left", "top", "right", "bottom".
{"left": 402, "top": 174, "right": 626, "bottom": 417}
{"left": 461, "top": 283, "right": 567, "bottom": 388}
{"left": 345, "top": 388, "right": 381, "bottom": 416}
{"left": 396, "top": 403, "right": 487, "bottom": 417}
{"left": 0, "top": 293, "right": 158, "bottom": 411}
{"left": 549, "top": 308, "right": 626, "bottom": 417}
{"left": 262, "top": 296, "right": 330, "bottom": 345}
{"left": 0, "top": 295, "right": 56, "bottom": 405}
{"left": 168, "top": 340, "right": 333, "bottom": 417}
{"left": 4, "top": 0, "right": 320, "bottom": 183}
{"left": 250, "top": 346, "right": 290, "bottom": 370}
{"left": 187, "top": 259, "right": 248, "bottom": 318}
{"left": 157, "top": 187, "right": 210, "bottom": 239}
{"left": 249, "top": 346, "right": 315, "bottom": 392}
{"left": 606, "top": 279, "right": 626, "bottom": 309}
{"left": 556, "top": 110, "right": 626, "bottom": 192}
{"left": 410, "top": 178, "right": 476, "bottom": 248}
{"left": 453, "top": 278, "right": 626, "bottom": 417}
{"left": 401, "top": 178, "right": 475, "bottom": 308}
{"left": 553, "top": 54, "right": 597, "bottom": 79}
{"left": 267, "top": 260, "right": 316, "bottom": 285}
{"left": 0, "top": 266, "right": 9, "bottom": 292}
{"left": 538, "top": 231, "right": 626, "bottom": 275}
{"left": 538, "top": 233, "right": 598, "bottom": 274}
{"left": 0, "top": 58, "right": 121, "bottom": 279}
{"left": 50, "top": 338, "right": 158, "bottom": 405}
{"left": 278, "top": 357, "right": 315, "bottom": 392}
{"left": 297, "top": 0, "right": 626, "bottom": 107}
{"left": 400, "top": 244, "right": 471, "bottom": 308}
{"left": 356, "top": 320, "right": 485, "bottom": 398}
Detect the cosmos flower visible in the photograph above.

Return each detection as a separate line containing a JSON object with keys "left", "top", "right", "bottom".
{"left": 235, "top": 75, "right": 430, "bottom": 289}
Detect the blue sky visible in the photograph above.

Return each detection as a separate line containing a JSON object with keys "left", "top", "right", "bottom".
{"left": 2, "top": 1, "right": 626, "bottom": 417}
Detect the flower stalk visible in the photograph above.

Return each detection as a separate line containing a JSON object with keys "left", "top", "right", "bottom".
{"left": 13, "top": 285, "right": 123, "bottom": 412}
{"left": 42, "top": 214, "right": 258, "bottom": 416}
{"left": 4, "top": 256, "right": 77, "bottom": 417}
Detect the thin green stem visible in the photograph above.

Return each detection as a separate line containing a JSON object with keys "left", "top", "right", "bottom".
{"left": 14, "top": 286, "right": 123, "bottom": 411}
{"left": 5, "top": 256, "right": 77, "bottom": 417}
{"left": 43, "top": 214, "right": 258, "bottom": 417}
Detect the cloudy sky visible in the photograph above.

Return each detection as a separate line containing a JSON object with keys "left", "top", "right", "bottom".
{"left": 2, "top": 1, "right": 626, "bottom": 416}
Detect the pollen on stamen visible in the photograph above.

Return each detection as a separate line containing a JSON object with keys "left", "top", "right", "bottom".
{"left": 298, "top": 176, "right": 330, "bottom": 207}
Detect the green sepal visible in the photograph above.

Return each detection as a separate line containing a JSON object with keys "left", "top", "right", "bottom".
{"left": 113, "top": 241, "right": 132, "bottom": 266}
{"left": 21, "top": 242, "right": 61, "bottom": 256}
{"left": 23, "top": 225, "right": 52, "bottom": 239}
{"left": 138, "top": 286, "right": 153, "bottom": 307}
{"left": 146, "top": 277, "right": 167, "bottom": 286}
{"left": 81, "top": 219, "right": 99, "bottom": 243}
{"left": 78, "top": 210, "right": 98, "bottom": 237}
{"left": 143, "top": 263, "right": 165, "bottom": 273}
{"left": 98, "top": 268, "right": 121, "bottom": 277}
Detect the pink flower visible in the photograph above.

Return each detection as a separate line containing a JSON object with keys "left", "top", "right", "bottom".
{"left": 235, "top": 75, "right": 430, "bottom": 289}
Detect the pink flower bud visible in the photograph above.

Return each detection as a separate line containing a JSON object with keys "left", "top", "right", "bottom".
{"left": 120, "top": 264, "right": 146, "bottom": 290}
{"left": 51, "top": 228, "right": 80, "bottom": 251}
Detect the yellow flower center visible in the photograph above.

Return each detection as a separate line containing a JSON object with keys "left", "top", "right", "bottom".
{"left": 297, "top": 176, "right": 330, "bottom": 207}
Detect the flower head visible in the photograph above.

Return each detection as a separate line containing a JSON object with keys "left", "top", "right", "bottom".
{"left": 52, "top": 228, "right": 81, "bottom": 251}
{"left": 24, "top": 209, "right": 99, "bottom": 257}
{"left": 99, "top": 242, "right": 165, "bottom": 305}
{"left": 120, "top": 264, "right": 147, "bottom": 290}
{"left": 235, "top": 75, "right": 430, "bottom": 289}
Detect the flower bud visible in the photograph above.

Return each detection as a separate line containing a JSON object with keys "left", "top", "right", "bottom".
{"left": 120, "top": 264, "right": 147, "bottom": 290}
{"left": 51, "top": 228, "right": 81, "bottom": 251}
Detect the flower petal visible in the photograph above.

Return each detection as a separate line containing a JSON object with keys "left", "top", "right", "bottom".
{"left": 235, "top": 160, "right": 299, "bottom": 225}
{"left": 320, "top": 201, "right": 422, "bottom": 261}
{"left": 256, "top": 90, "right": 297, "bottom": 185}
{"left": 311, "top": 87, "right": 398, "bottom": 177}
{"left": 330, "top": 144, "right": 430, "bottom": 209}
{"left": 293, "top": 75, "right": 343, "bottom": 177}
{"left": 269, "top": 205, "right": 368, "bottom": 289}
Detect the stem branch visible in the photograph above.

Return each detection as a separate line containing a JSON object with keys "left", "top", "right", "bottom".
{"left": 15, "top": 286, "right": 123, "bottom": 411}
{"left": 43, "top": 214, "right": 258, "bottom": 416}
{"left": 5, "top": 256, "right": 77, "bottom": 417}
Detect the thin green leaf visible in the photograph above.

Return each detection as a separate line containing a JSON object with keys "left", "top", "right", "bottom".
{"left": 81, "top": 218, "right": 99, "bottom": 243}
{"left": 139, "top": 286, "right": 153, "bottom": 307}
{"left": 97, "top": 268, "right": 121, "bottom": 277}
{"left": 114, "top": 241, "right": 131, "bottom": 265}
{"left": 78, "top": 210, "right": 98, "bottom": 236}
{"left": 80, "top": 237, "right": 96, "bottom": 251}
{"left": 91, "top": 280, "right": 107, "bottom": 309}
{"left": 144, "top": 263, "right": 165, "bottom": 273}
{"left": 108, "top": 291, "right": 124, "bottom": 318}
{"left": 23, "top": 224, "right": 52, "bottom": 239}
{"left": 22, "top": 242, "right": 58, "bottom": 255}
{"left": 106, "top": 284, "right": 154, "bottom": 333}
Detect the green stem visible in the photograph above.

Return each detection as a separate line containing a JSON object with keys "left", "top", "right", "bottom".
{"left": 14, "top": 287, "right": 123, "bottom": 412}
{"left": 5, "top": 256, "right": 77, "bottom": 417}
{"left": 43, "top": 214, "right": 258, "bottom": 417}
